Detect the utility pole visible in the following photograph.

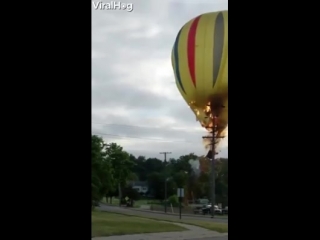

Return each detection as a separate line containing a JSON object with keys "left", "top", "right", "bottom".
{"left": 211, "top": 117, "right": 217, "bottom": 219}
{"left": 202, "top": 104, "right": 225, "bottom": 218}
{"left": 160, "top": 151, "right": 171, "bottom": 213}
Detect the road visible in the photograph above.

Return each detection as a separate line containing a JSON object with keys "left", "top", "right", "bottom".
{"left": 189, "top": 238, "right": 227, "bottom": 240}
{"left": 98, "top": 204, "right": 228, "bottom": 224}
{"left": 94, "top": 235, "right": 227, "bottom": 240}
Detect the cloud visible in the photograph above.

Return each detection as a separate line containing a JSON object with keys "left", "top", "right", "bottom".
{"left": 92, "top": 0, "right": 228, "bottom": 159}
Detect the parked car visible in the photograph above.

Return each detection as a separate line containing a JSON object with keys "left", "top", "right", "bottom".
{"left": 222, "top": 206, "right": 228, "bottom": 214}
{"left": 193, "top": 206, "right": 203, "bottom": 214}
{"left": 202, "top": 204, "right": 223, "bottom": 215}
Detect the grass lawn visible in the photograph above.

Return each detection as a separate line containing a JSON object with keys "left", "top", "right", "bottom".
{"left": 92, "top": 211, "right": 187, "bottom": 237}
{"left": 137, "top": 217, "right": 228, "bottom": 233}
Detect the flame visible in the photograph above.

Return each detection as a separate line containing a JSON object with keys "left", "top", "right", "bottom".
{"left": 205, "top": 105, "right": 210, "bottom": 113}
{"left": 188, "top": 95, "right": 228, "bottom": 155}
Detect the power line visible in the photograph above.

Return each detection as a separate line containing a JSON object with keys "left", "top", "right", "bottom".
{"left": 92, "top": 122, "right": 158, "bottom": 129}
{"left": 92, "top": 123, "right": 205, "bottom": 143}
{"left": 92, "top": 122, "right": 204, "bottom": 132}
{"left": 92, "top": 131, "right": 198, "bottom": 143}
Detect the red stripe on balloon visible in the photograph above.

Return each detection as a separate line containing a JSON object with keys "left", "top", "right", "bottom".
{"left": 187, "top": 15, "right": 201, "bottom": 87}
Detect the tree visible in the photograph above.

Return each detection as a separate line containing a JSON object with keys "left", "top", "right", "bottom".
{"left": 127, "top": 172, "right": 139, "bottom": 181}
{"left": 131, "top": 155, "right": 147, "bottom": 181}
{"left": 131, "top": 156, "right": 165, "bottom": 181}
{"left": 171, "top": 154, "right": 195, "bottom": 174}
{"left": 107, "top": 143, "right": 135, "bottom": 205}
{"left": 147, "top": 172, "right": 176, "bottom": 200}
{"left": 122, "top": 186, "right": 140, "bottom": 206}
{"left": 195, "top": 172, "right": 210, "bottom": 199}
{"left": 167, "top": 195, "right": 179, "bottom": 206}
{"left": 91, "top": 135, "right": 114, "bottom": 208}
{"left": 173, "top": 171, "right": 188, "bottom": 188}
{"left": 101, "top": 147, "right": 228, "bottom": 207}
{"left": 144, "top": 158, "right": 165, "bottom": 173}
{"left": 215, "top": 158, "right": 228, "bottom": 206}
{"left": 147, "top": 172, "right": 164, "bottom": 199}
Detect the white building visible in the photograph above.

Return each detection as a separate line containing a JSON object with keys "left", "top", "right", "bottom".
{"left": 127, "top": 181, "right": 148, "bottom": 194}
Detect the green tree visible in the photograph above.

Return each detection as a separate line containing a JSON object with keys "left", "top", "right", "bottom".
{"left": 215, "top": 158, "right": 228, "bottom": 206}
{"left": 107, "top": 143, "right": 135, "bottom": 205}
{"left": 131, "top": 156, "right": 165, "bottom": 181}
{"left": 170, "top": 154, "right": 195, "bottom": 174}
{"left": 127, "top": 172, "right": 139, "bottom": 181}
{"left": 91, "top": 135, "right": 114, "bottom": 208}
{"left": 122, "top": 186, "right": 141, "bottom": 206}
{"left": 173, "top": 171, "right": 188, "bottom": 188}
{"left": 148, "top": 172, "right": 176, "bottom": 200}
{"left": 167, "top": 195, "right": 179, "bottom": 206}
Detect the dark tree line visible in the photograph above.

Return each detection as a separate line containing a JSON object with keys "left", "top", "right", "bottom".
{"left": 92, "top": 135, "right": 228, "bottom": 208}
{"left": 129, "top": 153, "right": 228, "bottom": 206}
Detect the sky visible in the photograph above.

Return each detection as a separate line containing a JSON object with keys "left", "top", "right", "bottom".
{"left": 92, "top": 0, "right": 228, "bottom": 159}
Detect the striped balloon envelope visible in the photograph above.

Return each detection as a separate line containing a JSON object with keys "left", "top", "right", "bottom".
{"left": 171, "top": 11, "right": 228, "bottom": 138}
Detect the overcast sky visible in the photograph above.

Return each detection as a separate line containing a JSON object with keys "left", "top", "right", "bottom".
{"left": 92, "top": 0, "right": 228, "bottom": 159}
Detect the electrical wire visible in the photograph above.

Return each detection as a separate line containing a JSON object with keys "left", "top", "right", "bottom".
{"left": 92, "top": 122, "right": 203, "bottom": 132}
{"left": 92, "top": 131, "right": 199, "bottom": 144}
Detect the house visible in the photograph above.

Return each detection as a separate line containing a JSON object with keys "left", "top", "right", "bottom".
{"left": 127, "top": 181, "right": 148, "bottom": 195}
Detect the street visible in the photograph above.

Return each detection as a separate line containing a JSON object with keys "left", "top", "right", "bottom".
{"left": 98, "top": 204, "right": 228, "bottom": 224}
{"left": 189, "top": 238, "right": 227, "bottom": 240}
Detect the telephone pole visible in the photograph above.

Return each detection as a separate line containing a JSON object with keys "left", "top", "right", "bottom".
{"left": 160, "top": 152, "right": 171, "bottom": 213}
{"left": 202, "top": 104, "right": 225, "bottom": 218}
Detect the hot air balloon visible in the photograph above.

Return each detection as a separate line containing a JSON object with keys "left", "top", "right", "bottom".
{"left": 171, "top": 11, "right": 228, "bottom": 142}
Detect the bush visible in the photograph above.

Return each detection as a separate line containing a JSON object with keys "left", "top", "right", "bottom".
{"left": 167, "top": 195, "right": 179, "bottom": 205}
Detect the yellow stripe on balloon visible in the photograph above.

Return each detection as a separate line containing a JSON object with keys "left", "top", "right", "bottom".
{"left": 173, "top": 11, "right": 228, "bottom": 103}
{"left": 172, "top": 11, "right": 228, "bottom": 132}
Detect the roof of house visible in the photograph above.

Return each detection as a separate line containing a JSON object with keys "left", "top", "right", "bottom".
{"left": 127, "top": 181, "right": 148, "bottom": 187}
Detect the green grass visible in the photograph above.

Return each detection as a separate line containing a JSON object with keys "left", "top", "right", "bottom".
{"left": 92, "top": 211, "right": 187, "bottom": 237}
{"left": 102, "top": 211, "right": 228, "bottom": 233}
{"left": 139, "top": 217, "right": 227, "bottom": 233}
